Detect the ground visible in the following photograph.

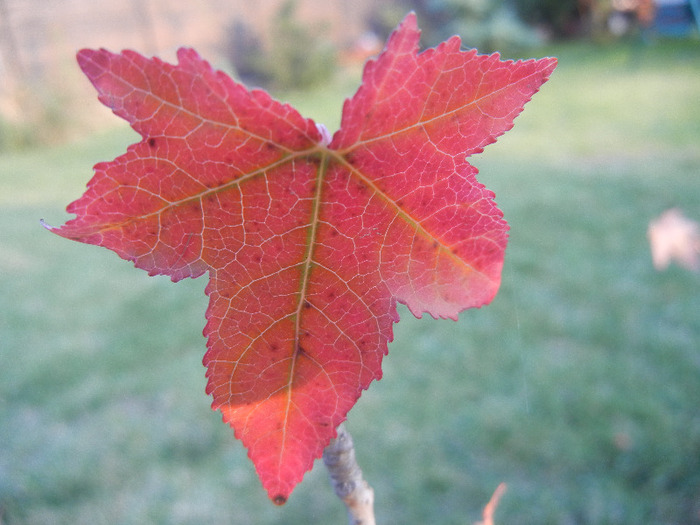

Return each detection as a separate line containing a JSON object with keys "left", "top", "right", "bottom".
{"left": 1, "top": 37, "right": 699, "bottom": 524}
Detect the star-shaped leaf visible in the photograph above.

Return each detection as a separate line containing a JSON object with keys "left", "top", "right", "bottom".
{"left": 48, "top": 13, "right": 556, "bottom": 503}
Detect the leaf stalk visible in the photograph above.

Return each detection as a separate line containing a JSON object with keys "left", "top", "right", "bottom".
{"left": 323, "top": 424, "right": 376, "bottom": 525}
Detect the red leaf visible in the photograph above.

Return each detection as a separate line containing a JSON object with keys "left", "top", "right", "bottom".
{"left": 49, "top": 13, "right": 556, "bottom": 503}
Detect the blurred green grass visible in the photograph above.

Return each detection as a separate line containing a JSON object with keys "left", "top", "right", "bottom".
{"left": 2, "top": 39, "right": 700, "bottom": 524}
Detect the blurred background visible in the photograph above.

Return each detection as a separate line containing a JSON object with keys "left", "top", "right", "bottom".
{"left": 1, "top": 0, "right": 699, "bottom": 523}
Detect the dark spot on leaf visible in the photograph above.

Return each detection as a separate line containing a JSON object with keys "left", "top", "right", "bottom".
{"left": 303, "top": 300, "right": 311, "bottom": 309}
{"left": 319, "top": 421, "right": 329, "bottom": 427}
{"left": 329, "top": 228, "right": 338, "bottom": 237}
{"left": 296, "top": 345, "right": 306, "bottom": 357}
{"left": 270, "top": 343, "right": 279, "bottom": 352}
{"left": 327, "top": 291, "right": 335, "bottom": 300}
{"left": 432, "top": 241, "right": 439, "bottom": 249}
{"left": 273, "top": 494, "right": 287, "bottom": 505}
{"left": 345, "top": 152, "right": 356, "bottom": 165}
{"left": 264, "top": 141, "right": 276, "bottom": 151}
{"left": 148, "top": 137, "right": 157, "bottom": 148}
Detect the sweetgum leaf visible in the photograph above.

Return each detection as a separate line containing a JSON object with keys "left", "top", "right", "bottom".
{"left": 49, "top": 13, "right": 556, "bottom": 503}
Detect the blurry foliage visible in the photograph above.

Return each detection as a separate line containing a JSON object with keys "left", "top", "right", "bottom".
{"left": 224, "top": 0, "right": 336, "bottom": 91}
{"left": 513, "top": 0, "right": 656, "bottom": 40}
{"left": 377, "top": 0, "right": 653, "bottom": 46}
{"left": 224, "top": 21, "right": 270, "bottom": 89}
{"left": 513, "top": 0, "right": 584, "bottom": 38}
{"left": 382, "top": 0, "right": 545, "bottom": 52}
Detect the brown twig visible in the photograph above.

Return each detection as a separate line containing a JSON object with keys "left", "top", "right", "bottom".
{"left": 323, "top": 424, "right": 375, "bottom": 525}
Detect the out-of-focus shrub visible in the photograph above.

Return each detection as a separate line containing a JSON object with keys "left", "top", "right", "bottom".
{"left": 378, "top": 0, "right": 545, "bottom": 53}
{"left": 224, "top": 0, "right": 336, "bottom": 91}
{"left": 512, "top": 0, "right": 584, "bottom": 38}
{"left": 224, "top": 21, "right": 271, "bottom": 89}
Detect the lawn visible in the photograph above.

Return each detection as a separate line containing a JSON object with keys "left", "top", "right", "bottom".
{"left": 1, "top": 38, "right": 699, "bottom": 524}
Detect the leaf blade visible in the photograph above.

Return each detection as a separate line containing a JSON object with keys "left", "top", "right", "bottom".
{"left": 51, "top": 13, "right": 556, "bottom": 503}
{"left": 331, "top": 13, "right": 556, "bottom": 319}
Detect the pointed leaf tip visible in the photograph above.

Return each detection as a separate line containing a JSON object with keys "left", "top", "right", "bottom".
{"left": 401, "top": 11, "right": 418, "bottom": 28}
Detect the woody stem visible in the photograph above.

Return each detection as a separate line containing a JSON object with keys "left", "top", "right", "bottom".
{"left": 323, "top": 424, "right": 375, "bottom": 525}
